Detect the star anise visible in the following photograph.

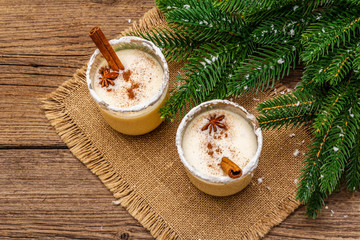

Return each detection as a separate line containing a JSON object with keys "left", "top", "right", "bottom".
{"left": 201, "top": 114, "right": 226, "bottom": 134}
{"left": 98, "top": 66, "right": 119, "bottom": 88}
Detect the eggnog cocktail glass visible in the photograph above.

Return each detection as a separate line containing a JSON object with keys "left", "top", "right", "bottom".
{"left": 176, "top": 100, "right": 263, "bottom": 196}
{"left": 86, "top": 36, "right": 169, "bottom": 135}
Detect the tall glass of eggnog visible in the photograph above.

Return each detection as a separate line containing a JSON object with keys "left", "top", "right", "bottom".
{"left": 86, "top": 36, "right": 169, "bottom": 135}
{"left": 176, "top": 100, "right": 263, "bottom": 196}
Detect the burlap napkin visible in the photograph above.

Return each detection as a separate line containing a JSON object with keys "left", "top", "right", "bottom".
{"left": 43, "top": 8, "right": 311, "bottom": 240}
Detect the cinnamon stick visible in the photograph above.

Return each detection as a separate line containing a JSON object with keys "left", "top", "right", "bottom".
{"left": 89, "top": 26, "right": 124, "bottom": 71}
{"left": 221, "top": 157, "right": 242, "bottom": 179}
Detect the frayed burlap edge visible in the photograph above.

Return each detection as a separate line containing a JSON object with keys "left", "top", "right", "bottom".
{"left": 42, "top": 7, "right": 300, "bottom": 240}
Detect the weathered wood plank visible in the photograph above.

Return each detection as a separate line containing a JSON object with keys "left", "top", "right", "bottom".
{"left": 0, "top": 0, "right": 155, "bottom": 87}
{"left": 0, "top": 149, "right": 153, "bottom": 240}
{"left": 0, "top": 149, "right": 359, "bottom": 239}
{"left": 0, "top": 85, "right": 65, "bottom": 147}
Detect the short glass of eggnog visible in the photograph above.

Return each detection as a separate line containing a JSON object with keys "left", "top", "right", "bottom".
{"left": 176, "top": 100, "right": 263, "bottom": 196}
{"left": 86, "top": 36, "right": 169, "bottom": 135}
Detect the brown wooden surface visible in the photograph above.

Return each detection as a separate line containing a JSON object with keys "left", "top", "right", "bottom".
{"left": 0, "top": 0, "right": 359, "bottom": 239}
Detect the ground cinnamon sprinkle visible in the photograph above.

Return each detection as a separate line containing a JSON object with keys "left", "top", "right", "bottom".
{"left": 127, "top": 80, "right": 140, "bottom": 99}
{"left": 123, "top": 69, "right": 132, "bottom": 82}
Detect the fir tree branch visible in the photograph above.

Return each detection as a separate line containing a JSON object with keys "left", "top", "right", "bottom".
{"left": 228, "top": 41, "right": 301, "bottom": 96}
{"left": 353, "top": 44, "right": 360, "bottom": 71}
{"left": 313, "top": 82, "right": 354, "bottom": 136}
{"left": 296, "top": 138, "right": 325, "bottom": 210}
{"left": 160, "top": 42, "right": 253, "bottom": 119}
{"left": 165, "top": 0, "right": 248, "bottom": 41}
{"left": 302, "top": 185, "right": 327, "bottom": 218}
{"left": 301, "top": 8, "right": 360, "bottom": 63}
{"left": 319, "top": 91, "right": 360, "bottom": 194}
{"left": 311, "top": 43, "right": 359, "bottom": 86}
{"left": 155, "top": 0, "right": 189, "bottom": 13}
{"left": 346, "top": 131, "right": 360, "bottom": 192}
{"left": 129, "top": 28, "right": 202, "bottom": 62}
{"left": 257, "top": 91, "right": 320, "bottom": 130}
{"left": 216, "top": 0, "right": 293, "bottom": 15}
{"left": 251, "top": 8, "right": 316, "bottom": 45}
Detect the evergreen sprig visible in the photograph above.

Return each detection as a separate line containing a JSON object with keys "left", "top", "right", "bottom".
{"left": 228, "top": 41, "right": 301, "bottom": 96}
{"left": 148, "top": 0, "right": 360, "bottom": 218}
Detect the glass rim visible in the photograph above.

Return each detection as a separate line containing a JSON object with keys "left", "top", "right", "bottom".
{"left": 176, "top": 99, "right": 263, "bottom": 183}
{"left": 86, "top": 36, "right": 169, "bottom": 113}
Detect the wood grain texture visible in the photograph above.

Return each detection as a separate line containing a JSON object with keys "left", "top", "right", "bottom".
{"left": 0, "top": 0, "right": 359, "bottom": 239}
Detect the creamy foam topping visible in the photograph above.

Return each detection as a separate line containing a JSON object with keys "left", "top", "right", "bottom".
{"left": 182, "top": 109, "right": 258, "bottom": 177}
{"left": 94, "top": 49, "right": 164, "bottom": 108}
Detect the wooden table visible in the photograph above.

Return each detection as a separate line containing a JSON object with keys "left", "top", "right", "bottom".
{"left": 1, "top": 0, "right": 359, "bottom": 239}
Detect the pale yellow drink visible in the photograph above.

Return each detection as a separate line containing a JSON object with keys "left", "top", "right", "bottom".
{"left": 176, "top": 100, "right": 262, "bottom": 196}
{"left": 86, "top": 37, "right": 169, "bottom": 135}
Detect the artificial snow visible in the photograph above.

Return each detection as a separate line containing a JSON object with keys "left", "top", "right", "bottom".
{"left": 333, "top": 147, "right": 339, "bottom": 152}
{"left": 257, "top": 177, "right": 264, "bottom": 184}
{"left": 293, "top": 5, "right": 299, "bottom": 11}
{"left": 349, "top": 107, "right": 354, "bottom": 117}
{"left": 289, "top": 133, "right": 296, "bottom": 138}
{"left": 128, "top": 19, "right": 131, "bottom": 23}
{"left": 112, "top": 200, "right": 121, "bottom": 205}
{"left": 294, "top": 179, "right": 299, "bottom": 184}
{"left": 293, "top": 149, "right": 300, "bottom": 157}
{"left": 277, "top": 58, "right": 284, "bottom": 64}
{"left": 325, "top": 205, "right": 329, "bottom": 209}
{"left": 289, "top": 29, "right": 295, "bottom": 37}
{"left": 183, "top": 4, "right": 190, "bottom": 9}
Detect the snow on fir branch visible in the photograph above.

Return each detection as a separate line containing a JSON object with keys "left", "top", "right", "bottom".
{"left": 131, "top": 0, "right": 360, "bottom": 218}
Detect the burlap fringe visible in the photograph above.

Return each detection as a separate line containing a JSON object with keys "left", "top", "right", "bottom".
{"left": 240, "top": 195, "right": 299, "bottom": 239}
{"left": 42, "top": 7, "right": 299, "bottom": 240}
